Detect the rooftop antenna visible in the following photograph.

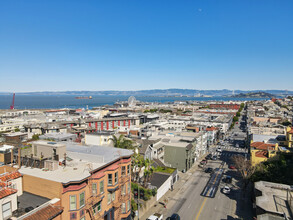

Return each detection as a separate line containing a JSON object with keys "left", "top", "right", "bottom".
{"left": 10, "top": 93, "right": 15, "bottom": 109}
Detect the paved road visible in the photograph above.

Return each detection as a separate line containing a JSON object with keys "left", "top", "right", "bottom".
{"left": 162, "top": 111, "right": 252, "bottom": 219}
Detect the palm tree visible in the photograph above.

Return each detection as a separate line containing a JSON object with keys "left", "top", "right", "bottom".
{"left": 110, "top": 135, "right": 124, "bottom": 148}
{"left": 110, "top": 135, "right": 134, "bottom": 149}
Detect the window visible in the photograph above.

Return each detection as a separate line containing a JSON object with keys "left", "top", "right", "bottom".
{"left": 100, "top": 180, "right": 104, "bottom": 194}
{"left": 92, "top": 201, "right": 101, "bottom": 215}
{"left": 127, "top": 164, "right": 130, "bottom": 175}
{"left": 112, "top": 191, "right": 115, "bottom": 201}
{"left": 70, "top": 195, "right": 77, "bottom": 210}
{"left": 92, "top": 183, "right": 97, "bottom": 195}
{"left": 2, "top": 202, "right": 11, "bottom": 219}
{"left": 79, "top": 192, "right": 85, "bottom": 208}
{"left": 122, "top": 184, "right": 126, "bottom": 195}
{"left": 127, "top": 182, "right": 131, "bottom": 194}
{"left": 108, "top": 174, "right": 112, "bottom": 185}
{"left": 107, "top": 193, "right": 111, "bottom": 204}
{"left": 122, "top": 166, "right": 126, "bottom": 176}
{"left": 80, "top": 209, "right": 85, "bottom": 217}
{"left": 122, "top": 203, "right": 126, "bottom": 214}
{"left": 128, "top": 200, "right": 131, "bottom": 211}
{"left": 114, "top": 172, "right": 118, "bottom": 184}
{"left": 70, "top": 212, "right": 77, "bottom": 220}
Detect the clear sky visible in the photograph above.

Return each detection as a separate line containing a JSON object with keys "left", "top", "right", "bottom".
{"left": 0, "top": 0, "right": 293, "bottom": 92}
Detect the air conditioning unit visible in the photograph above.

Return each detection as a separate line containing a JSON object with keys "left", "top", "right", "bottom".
{"left": 44, "top": 160, "right": 58, "bottom": 171}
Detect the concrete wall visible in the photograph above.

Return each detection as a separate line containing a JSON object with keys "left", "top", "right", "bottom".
{"left": 0, "top": 193, "right": 17, "bottom": 220}
{"left": 22, "top": 174, "right": 62, "bottom": 199}
{"left": 11, "top": 177, "right": 23, "bottom": 196}
{"left": 156, "top": 175, "right": 172, "bottom": 201}
{"left": 85, "top": 134, "right": 113, "bottom": 146}
{"left": 32, "top": 143, "right": 66, "bottom": 159}
{"left": 164, "top": 145, "right": 186, "bottom": 172}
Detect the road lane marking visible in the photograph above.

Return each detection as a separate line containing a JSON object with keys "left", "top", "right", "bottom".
{"left": 195, "top": 197, "right": 207, "bottom": 220}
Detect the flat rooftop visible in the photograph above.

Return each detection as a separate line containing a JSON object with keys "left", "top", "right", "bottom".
{"left": 19, "top": 144, "right": 133, "bottom": 184}
{"left": 39, "top": 133, "right": 76, "bottom": 139}
{"left": 32, "top": 140, "right": 66, "bottom": 148}
{"left": 255, "top": 181, "right": 292, "bottom": 218}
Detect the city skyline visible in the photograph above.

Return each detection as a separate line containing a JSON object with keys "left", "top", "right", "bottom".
{"left": 1, "top": 0, "right": 293, "bottom": 92}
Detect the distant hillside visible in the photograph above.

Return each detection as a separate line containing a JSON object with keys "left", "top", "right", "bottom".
{"left": 0, "top": 89, "right": 292, "bottom": 97}
{"left": 231, "top": 92, "right": 275, "bottom": 99}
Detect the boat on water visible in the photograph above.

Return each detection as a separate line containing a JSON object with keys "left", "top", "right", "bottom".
{"left": 75, "top": 96, "right": 93, "bottom": 99}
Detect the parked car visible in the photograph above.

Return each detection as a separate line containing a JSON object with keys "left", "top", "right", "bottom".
{"left": 222, "top": 186, "right": 231, "bottom": 194}
{"left": 147, "top": 213, "right": 163, "bottom": 220}
{"left": 229, "top": 165, "right": 236, "bottom": 169}
{"left": 212, "top": 155, "right": 217, "bottom": 160}
{"left": 200, "top": 159, "right": 208, "bottom": 165}
{"left": 223, "top": 175, "right": 232, "bottom": 183}
{"left": 205, "top": 167, "right": 213, "bottom": 173}
{"left": 166, "top": 213, "right": 181, "bottom": 220}
{"left": 205, "top": 154, "right": 212, "bottom": 160}
{"left": 216, "top": 147, "right": 222, "bottom": 152}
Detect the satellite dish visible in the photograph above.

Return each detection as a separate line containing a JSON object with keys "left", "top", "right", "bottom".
{"left": 128, "top": 96, "right": 136, "bottom": 107}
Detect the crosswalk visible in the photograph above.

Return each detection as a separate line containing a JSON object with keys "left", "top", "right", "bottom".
{"left": 209, "top": 148, "right": 247, "bottom": 157}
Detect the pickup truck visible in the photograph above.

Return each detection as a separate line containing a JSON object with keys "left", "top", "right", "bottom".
{"left": 147, "top": 213, "right": 163, "bottom": 220}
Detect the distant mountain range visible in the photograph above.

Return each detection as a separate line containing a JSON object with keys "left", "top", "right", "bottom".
{"left": 230, "top": 92, "right": 276, "bottom": 99}
{"left": 0, "top": 89, "right": 292, "bottom": 97}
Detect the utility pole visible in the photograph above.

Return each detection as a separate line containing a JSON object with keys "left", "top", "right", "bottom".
{"left": 137, "top": 185, "right": 140, "bottom": 220}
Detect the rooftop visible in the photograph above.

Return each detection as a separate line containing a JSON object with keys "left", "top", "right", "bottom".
{"left": 32, "top": 140, "right": 66, "bottom": 148}
{"left": 19, "top": 144, "right": 133, "bottom": 184}
{"left": 255, "top": 181, "right": 292, "bottom": 218}
{"left": 251, "top": 142, "right": 276, "bottom": 150}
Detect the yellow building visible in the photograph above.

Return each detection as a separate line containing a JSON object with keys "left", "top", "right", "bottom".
{"left": 250, "top": 142, "right": 278, "bottom": 166}
{"left": 286, "top": 127, "right": 293, "bottom": 148}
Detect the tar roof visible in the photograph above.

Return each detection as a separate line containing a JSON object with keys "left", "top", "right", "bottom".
{"left": 150, "top": 172, "right": 171, "bottom": 188}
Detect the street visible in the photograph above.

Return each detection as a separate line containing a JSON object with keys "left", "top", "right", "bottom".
{"left": 142, "top": 110, "right": 253, "bottom": 220}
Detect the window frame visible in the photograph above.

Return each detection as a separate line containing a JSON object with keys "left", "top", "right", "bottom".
{"left": 100, "top": 180, "right": 104, "bottom": 194}
{"left": 79, "top": 191, "right": 85, "bottom": 208}
{"left": 92, "top": 183, "right": 97, "bottom": 195}
{"left": 121, "top": 166, "right": 126, "bottom": 176}
{"left": 70, "top": 195, "right": 77, "bottom": 211}
{"left": 114, "top": 172, "right": 118, "bottom": 184}
{"left": 2, "top": 201, "right": 12, "bottom": 219}
{"left": 108, "top": 174, "right": 113, "bottom": 186}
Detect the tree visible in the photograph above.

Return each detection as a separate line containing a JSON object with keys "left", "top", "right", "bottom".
{"left": 232, "top": 155, "right": 256, "bottom": 189}
{"left": 282, "top": 121, "right": 292, "bottom": 127}
{"left": 236, "top": 112, "right": 240, "bottom": 117}
{"left": 14, "top": 128, "right": 20, "bottom": 132}
{"left": 32, "top": 134, "right": 40, "bottom": 140}
{"left": 233, "top": 116, "right": 239, "bottom": 122}
{"left": 110, "top": 135, "right": 134, "bottom": 149}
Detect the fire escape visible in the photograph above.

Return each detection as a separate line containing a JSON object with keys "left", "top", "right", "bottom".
{"left": 86, "top": 177, "right": 103, "bottom": 220}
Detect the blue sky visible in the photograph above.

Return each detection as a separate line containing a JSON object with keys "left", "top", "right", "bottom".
{"left": 0, "top": 0, "right": 293, "bottom": 92}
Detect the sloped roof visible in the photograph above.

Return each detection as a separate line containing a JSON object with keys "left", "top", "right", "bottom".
{"left": 136, "top": 139, "right": 161, "bottom": 155}
{"left": 0, "top": 188, "right": 17, "bottom": 199}
{"left": 251, "top": 142, "right": 276, "bottom": 150}
{"left": 255, "top": 151, "right": 268, "bottom": 158}
{"left": 0, "top": 171, "right": 22, "bottom": 182}
{"left": 23, "top": 204, "right": 63, "bottom": 220}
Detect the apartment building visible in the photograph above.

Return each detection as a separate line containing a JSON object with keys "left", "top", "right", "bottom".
{"left": 18, "top": 142, "right": 133, "bottom": 220}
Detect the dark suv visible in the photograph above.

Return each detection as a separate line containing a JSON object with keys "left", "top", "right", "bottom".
{"left": 223, "top": 176, "right": 232, "bottom": 183}
{"left": 166, "top": 213, "right": 181, "bottom": 220}
{"left": 205, "top": 167, "right": 213, "bottom": 173}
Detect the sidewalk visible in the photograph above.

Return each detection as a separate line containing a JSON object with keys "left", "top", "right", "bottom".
{"left": 139, "top": 155, "right": 206, "bottom": 220}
